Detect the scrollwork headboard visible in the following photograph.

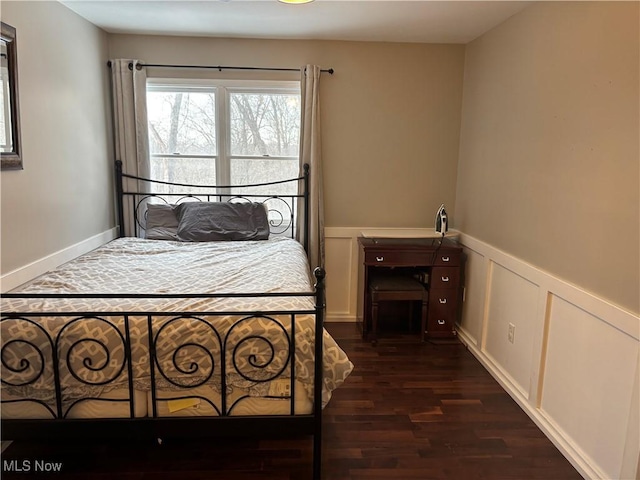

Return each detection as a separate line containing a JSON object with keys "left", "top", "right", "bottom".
{"left": 115, "top": 161, "right": 310, "bottom": 252}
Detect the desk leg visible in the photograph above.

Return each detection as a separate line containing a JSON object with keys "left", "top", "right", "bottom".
{"left": 371, "top": 296, "right": 378, "bottom": 345}
{"left": 421, "top": 298, "right": 428, "bottom": 342}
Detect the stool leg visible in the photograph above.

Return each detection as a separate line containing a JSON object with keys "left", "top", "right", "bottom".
{"left": 371, "top": 298, "right": 379, "bottom": 345}
{"left": 421, "top": 299, "right": 428, "bottom": 342}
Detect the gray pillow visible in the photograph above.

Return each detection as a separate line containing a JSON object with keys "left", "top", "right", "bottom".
{"left": 175, "top": 202, "right": 270, "bottom": 241}
{"left": 145, "top": 203, "right": 179, "bottom": 240}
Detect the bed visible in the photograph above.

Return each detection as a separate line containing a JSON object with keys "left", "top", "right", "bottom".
{"left": 0, "top": 162, "right": 353, "bottom": 479}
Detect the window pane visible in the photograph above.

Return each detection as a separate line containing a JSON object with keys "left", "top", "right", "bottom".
{"left": 150, "top": 157, "right": 217, "bottom": 196}
{"left": 230, "top": 158, "right": 298, "bottom": 237}
{"left": 147, "top": 91, "right": 216, "bottom": 156}
{"left": 145, "top": 83, "right": 301, "bottom": 232}
{"left": 230, "top": 158, "right": 298, "bottom": 195}
{"left": 230, "top": 92, "right": 300, "bottom": 157}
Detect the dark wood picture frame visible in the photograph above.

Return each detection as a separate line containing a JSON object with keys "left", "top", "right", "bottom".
{"left": 1, "top": 21, "right": 22, "bottom": 170}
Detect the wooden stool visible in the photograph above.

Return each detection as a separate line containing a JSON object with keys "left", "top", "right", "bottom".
{"left": 369, "top": 274, "right": 429, "bottom": 343}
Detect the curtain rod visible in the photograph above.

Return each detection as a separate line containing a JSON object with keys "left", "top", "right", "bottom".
{"left": 107, "top": 60, "right": 333, "bottom": 75}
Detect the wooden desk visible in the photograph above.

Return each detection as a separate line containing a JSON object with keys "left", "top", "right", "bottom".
{"left": 357, "top": 237, "right": 463, "bottom": 340}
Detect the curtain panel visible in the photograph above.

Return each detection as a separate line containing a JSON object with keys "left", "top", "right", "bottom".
{"left": 110, "top": 59, "right": 150, "bottom": 237}
{"left": 297, "top": 65, "right": 325, "bottom": 269}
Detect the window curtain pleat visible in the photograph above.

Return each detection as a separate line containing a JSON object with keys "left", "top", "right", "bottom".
{"left": 296, "top": 65, "right": 324, "bottom": 269}
{"left": 110, "top": 59, "right": 150, "bottom": 237}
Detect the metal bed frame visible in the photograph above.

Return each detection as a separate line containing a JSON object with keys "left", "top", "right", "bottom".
{"left": 1, "top": 161, "right": 326, "bottom": 479}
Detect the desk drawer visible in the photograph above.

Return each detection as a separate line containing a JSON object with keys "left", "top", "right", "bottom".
{"left": 434, "top": 251, "right": 461, "bottom": 266}
{"left": 364, "top": 249, "right": 430, "bottom": 266}
{"left": 429, "top": 289, "right": 458, "bottom": 312}
{"left": 427, "top": 291, "right": 457, "bottom": 336}
{"left": 430, "top": 267, "right": 460, "bottom": 289}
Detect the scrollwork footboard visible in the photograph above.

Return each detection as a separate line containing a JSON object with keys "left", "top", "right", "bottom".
{"left": 1, "top": 311, "right": 313, "bottom": 420}
{"left": 0, "top": 268, "right": 327, "bottom": 479}
{"left": 147, "top": 313, "right": 304, "bottom": 417}
{"left": 1, "top": 315, "right": 136, "bottom": 419}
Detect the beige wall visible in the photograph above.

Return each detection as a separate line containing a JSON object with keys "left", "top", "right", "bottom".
{"left": 108, "top": 35, "right": 466, "bottom": 228}
{"left": 7, "top": 1, "right": 636, "bottom": 316}
{"left": 456, "top": 1, "right": 639, "bottom": 314}
{"left": 0, "top": 1, "right": 113, "bottom": 276}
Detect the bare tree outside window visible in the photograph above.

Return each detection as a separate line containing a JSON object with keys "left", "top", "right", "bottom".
{"left": 230, "top": 92, "right": 299, "bottom": 196}
{"left": 147, "top": 90, "right": 217, "bottom": 193}
{"left": 146, "top": 82, "right": 301, "bottom": 233}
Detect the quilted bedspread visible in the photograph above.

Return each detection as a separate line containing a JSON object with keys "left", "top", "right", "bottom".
{"left": 1, "top": 237, "right": 353, "bottom": 412}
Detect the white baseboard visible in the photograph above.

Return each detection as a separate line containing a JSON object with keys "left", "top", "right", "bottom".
{"left": 326, "top": 314, "right": 356, "bottom": 323}
{"left": 0, "top": 228, "right": 119, "bottom": 292}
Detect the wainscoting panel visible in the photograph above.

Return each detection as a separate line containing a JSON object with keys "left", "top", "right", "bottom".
{"left": 456, "top": 233, "right": 640, "bottom": 480}
{"left": 458, "top": 246, "right": 486, "bottom": 346}
{"left": 483, "top": 262, "right": 540, "bottom": 399}
{"left": 540, "top": 294, "right": 639, "bottom": 480}
{"left": 324, "top": 235, "right": 356, "bottom": 322}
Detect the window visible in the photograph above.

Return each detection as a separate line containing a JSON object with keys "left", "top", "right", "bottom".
{"left": 146, "top": 80, "right": 301, "bottom": 199}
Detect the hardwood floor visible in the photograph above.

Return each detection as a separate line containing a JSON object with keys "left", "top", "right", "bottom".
{"left": 1, "top": 323, "right": 583, "bottom": 480}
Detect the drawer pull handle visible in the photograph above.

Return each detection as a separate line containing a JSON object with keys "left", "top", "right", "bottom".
{"left": 439, "top": 298, "right": 447, "bottom": 304}
{"left": 442, "top": 256, "right": 450, "bottom": 262}
{"left": 376, "top": 256, "right": 384, "bottom": 262}
{"left": 441, "top": 276, "right": 450, "bottom": 282}
{"left": 437, "top": 319, "right": 446, "bottom": 325}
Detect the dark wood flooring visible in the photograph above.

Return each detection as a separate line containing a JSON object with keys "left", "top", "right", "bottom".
{"left": 1, "top": 323, "right": 583, "bottom": 480}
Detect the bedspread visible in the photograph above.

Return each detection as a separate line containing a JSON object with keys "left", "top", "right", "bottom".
{"left": 1, "top": 237, "right": 353, "bottom": 414}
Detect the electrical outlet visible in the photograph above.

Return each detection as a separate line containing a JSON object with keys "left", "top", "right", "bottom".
{"left": 508, "top": 323, "right": 515, "bottom": 343}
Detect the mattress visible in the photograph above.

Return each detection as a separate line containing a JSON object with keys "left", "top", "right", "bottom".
{"left": 1, "top": 237, "right": 353, "bottom": 419}
{"left": 1, "top": 389, "right": 148, "bottom": 419}
{"left": 150, "top": 380, "right": 313, "bottom": 417}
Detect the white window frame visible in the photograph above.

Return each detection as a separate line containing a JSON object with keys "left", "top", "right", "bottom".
{"left": 146, "top": 78, "right": 301, "bottom": 187}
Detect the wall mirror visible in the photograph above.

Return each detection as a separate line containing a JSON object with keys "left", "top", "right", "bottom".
{"left": 1, "top": 21, "right": 22, "bottom": 170}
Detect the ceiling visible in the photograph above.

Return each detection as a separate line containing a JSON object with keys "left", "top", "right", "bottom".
{"left": 59, "top": 0, "right": 532, "bottom": 44}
